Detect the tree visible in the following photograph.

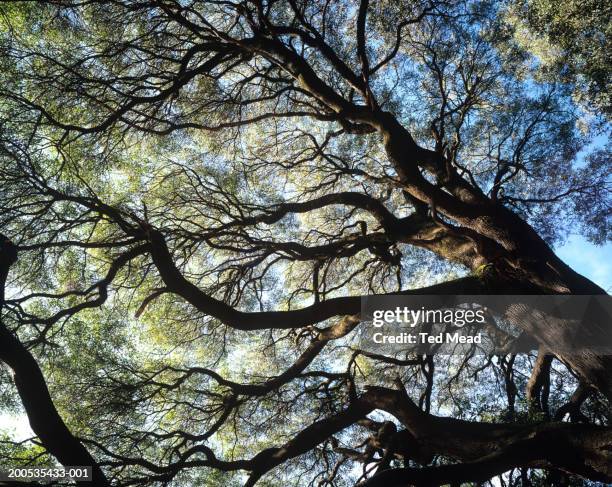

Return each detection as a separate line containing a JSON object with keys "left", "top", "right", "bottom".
{"left": 0, "top": 1, "right": 610, "bottom": 486}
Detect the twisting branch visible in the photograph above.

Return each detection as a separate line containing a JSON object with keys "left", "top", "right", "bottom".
{"left": 0, "top": 235, "right": 110, "bottom": 486}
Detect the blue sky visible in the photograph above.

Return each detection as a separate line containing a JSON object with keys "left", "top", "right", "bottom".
{"left": 554, "top": 132, "right": 610, "bottom": 291}
{"left": 556, "top": 234, "right": 612, "bottom": 291}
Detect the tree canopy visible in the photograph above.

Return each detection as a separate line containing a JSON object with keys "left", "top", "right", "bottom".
{"left": 505, "top": 0, "right": 611, "bottom": 117}
{"left": 0, "top": 1, "right": 610, "bottom": 486}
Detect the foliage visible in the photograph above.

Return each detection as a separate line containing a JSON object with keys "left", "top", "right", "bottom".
{"left": 504, "top": 0, "right": 611, "bottom": 118}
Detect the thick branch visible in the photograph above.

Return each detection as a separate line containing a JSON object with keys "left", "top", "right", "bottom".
{"left": 147, "top": 228, "right": 494, "bottom": 330}
{"left": 0, "top": 235, "right": 109, "bottom": 487}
